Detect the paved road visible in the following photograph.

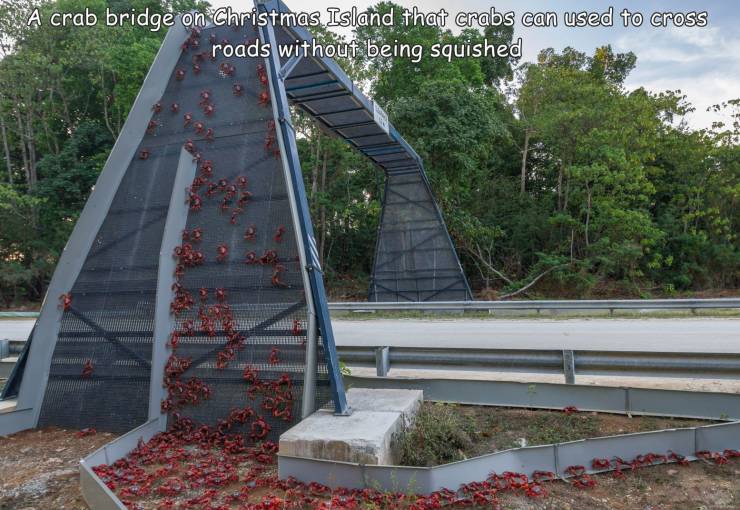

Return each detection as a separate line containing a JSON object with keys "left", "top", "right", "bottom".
{"left": 331, "top": 318, "right": 740, "bottom": 353}
{"left": 2, "top": 317, "right": 739, "bottom": 352}
{"left": 0, "top": 320, "right": 34, "bottom": 342}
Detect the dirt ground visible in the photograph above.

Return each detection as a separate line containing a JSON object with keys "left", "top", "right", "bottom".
{"left": 0, "top": 427, "right": 737, "bottom": 510}
{"left": 496, "top": 460, "right": 739, "bottom": 509}
{"left": 0, "top": 427, "right": 116, "bottom": 510}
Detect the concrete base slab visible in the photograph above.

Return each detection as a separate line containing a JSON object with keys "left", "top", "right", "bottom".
{"left": 280, "top": 388, "right": 422, "bottom": 465}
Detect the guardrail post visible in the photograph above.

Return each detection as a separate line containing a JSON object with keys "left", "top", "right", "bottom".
{"left": 376, "top": 347, "right": 390, "bottom": 377}
{"left": 562, "top": 350, "right": 576, "bottom": 384}
{"left": 0, "top": 339, "right": 8, "bottom": 359}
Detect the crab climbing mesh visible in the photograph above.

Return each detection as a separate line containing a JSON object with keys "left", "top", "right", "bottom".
{"left": 165, "top": 24, "right": 331, "bottom": 442}
{"left": 38, "top": 22, "right": 331, "bottom": 438}
{"left": 370, "top": 171, "right": 471, "bottom": 302}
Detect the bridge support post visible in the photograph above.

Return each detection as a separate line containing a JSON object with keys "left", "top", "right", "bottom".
{"left": 563, "top": 350, "right": 576, "bottom": 384}
{"left": 375, "top": 347, "right": 391, "bottom": 377}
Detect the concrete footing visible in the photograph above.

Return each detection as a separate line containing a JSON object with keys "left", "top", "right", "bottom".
{"left": 279, "top": 388, "right": 422, "bottom": 465}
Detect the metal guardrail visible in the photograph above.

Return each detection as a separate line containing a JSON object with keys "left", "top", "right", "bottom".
{"left": 337, "top": 346, "right": 740, "bottom": 384}
{"left": 329, "top": 298, "right": 740, "bottom": 313}
{"left": 2, "top": 298, "right": 740, "bottom": 320}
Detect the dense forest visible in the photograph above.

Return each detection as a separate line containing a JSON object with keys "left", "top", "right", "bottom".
{"left": 0, "top": 0, "right": 737, "bottom": 306}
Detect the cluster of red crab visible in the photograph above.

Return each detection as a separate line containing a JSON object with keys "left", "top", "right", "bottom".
{"left": 91, "top": 416, "right": 277, "bottom": 508}
{"left": 264, "top": 120, "right": 279, "bottom": 160}
{"left": 93, "top": 421, "right": 740, "bottom": 510}
{"left": 143, "top": 26, "right": 247, "bottom": 160}
{"left": 256, "top": 63, "right": 270, "bottom": 107}
{"left": 90, "top": 418, "right": 527, "bottom": 509}
{"left": 241, "top": 365, "right": 294, "bottom": 424}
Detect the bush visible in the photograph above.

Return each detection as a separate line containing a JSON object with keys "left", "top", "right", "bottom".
{"left": 394, "top": 403, "right": 474, "bottom": 467}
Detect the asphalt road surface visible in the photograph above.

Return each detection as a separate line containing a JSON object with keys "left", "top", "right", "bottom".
{"left": 332, "top": 318, "right": 740, "bottom": 353}
{"left": 2, "top": 317, "right": 738, "bottom": 353}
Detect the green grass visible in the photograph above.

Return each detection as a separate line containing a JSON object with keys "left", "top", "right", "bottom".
{"left": 394, "top": 403, "right": 714, "bottom": 467}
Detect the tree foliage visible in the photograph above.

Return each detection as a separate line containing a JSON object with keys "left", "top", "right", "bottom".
{"left": 0, "top": 0, "right": 736, "bottom": 305}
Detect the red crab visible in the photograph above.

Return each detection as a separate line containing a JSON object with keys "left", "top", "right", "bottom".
{"left": 188, "top": 192, "right": 202, "bottom": 212}
{"left": 169, "top": 331, "right": 180, "bottom": 349}
{"left": 191, "top": 227, "right": 203, "bottom": 243}
{"left": 139, "top": 149, "right": 150, "bottom": 160}
{"left": 199, "top": 160, "right": 213, "bottom": 177}
{"left": 219, "top": 62, "right": 235, "bottom": 76}
{"left": 215, "top": 288, "right": 227, "bottom": 302}
{"left": 216, "top": 244, "right": 229, "bottom": 263}
{"left": 194, "top": 121, "right": 205, "bottom": 134}
{"left": 76, "top": 427, "right": 97, "bottom": 438}
{"left": 170, "top": 102, "right": 180, "bottom": 113}
{"left": 250, "top": 418, "right": 271, "bottom": 440}
{"left": 244, "top": 225, "right": 256, "bottom": 241}
{"left": 152, "top": 102, "right": 162, "bottom": 114}
{"left": 233, "top": 83, "right": 244, "bottom": 96}
{"left": 273, "top": 226, "right": 286, "bottom": 243}
{"left": 183, "top": 112, "right": 193, "bottom": 127}
{"left": 268, "top": 347, "right": 280, "bottom": 365}
{"left": 237, "top": 190, "right": 253, "bottom": 208}
{"left": 271, "top": 264, "right": 288, "bottom": 288}
{"left": 59, "top": 293, "right": 72, "bottom": 311}
{"left": 244, "top": 251, "right": 257, "bottom": 265}
{"left": 258, "top": 90, "right": 270, "bottom": 106}
{"left": 81, "top": 359, "right": 94, "bottom": 378}
{"left": 175, "top": 68, "right": 186, "bottom": 81}
{"left": 260, "top": 250, "right": 278, "bottom": 266}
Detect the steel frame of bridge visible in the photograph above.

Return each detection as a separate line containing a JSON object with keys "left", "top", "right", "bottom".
{"left": 0, "top": 0, "right": 471, "bottom": 436}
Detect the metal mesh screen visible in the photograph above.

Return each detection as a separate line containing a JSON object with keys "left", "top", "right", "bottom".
{"left": 152, "top": 23, "right": 330, "bottom": 442}
{"left": 38, "top": 143, "right": 179, "bottom": 432}
{"left": 370, "top": 172, "right": 471, "bottom": 302}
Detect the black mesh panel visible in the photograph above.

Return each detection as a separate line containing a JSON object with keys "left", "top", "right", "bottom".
{"left": 370, "top": 172, "right": 470, "bottom": 302}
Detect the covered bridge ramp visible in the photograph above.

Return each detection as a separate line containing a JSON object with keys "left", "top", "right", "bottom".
{"left": 267, "top": 0, "right": 472, "bottom": 302}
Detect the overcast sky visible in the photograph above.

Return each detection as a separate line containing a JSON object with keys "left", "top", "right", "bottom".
{"left": 212, "top": 0, "right": 738, "bottom": 129}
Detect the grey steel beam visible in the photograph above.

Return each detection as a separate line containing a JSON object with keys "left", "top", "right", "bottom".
{"left": 344, "top": 376, "right": 740, "bottom": 420}
{"left": 258, "top": 0, "right": 349, "bottom": 415}
{"left": 148, "top": 148, "right": 197, "bottom": 422}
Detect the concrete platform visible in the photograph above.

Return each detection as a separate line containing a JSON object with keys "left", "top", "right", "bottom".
{"left": 279, "top": 388, "right": 422, "bottom": 465}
